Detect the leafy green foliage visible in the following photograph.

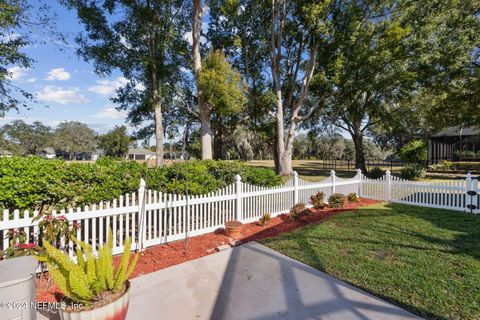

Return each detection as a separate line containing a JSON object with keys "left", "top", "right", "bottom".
{"left": 310, "top": 191, "right": 325, "bottom": 209}
{"left": 368, "top": 167, "right": 386, "bottom": 179}
{"left": 37, "top": 230, "right": 138, "bottom": 305}
{"left": 53, "top": 121, "right": 97, "bottom": 159}
{"left": 400, "top": 140, "right": 427, "bottom": 163}
{"left": 1, "top": 120, "right": 52, "bottom": 155}
{"left": 0, "top": 157, "right": 281, "bottom": 211}
{"left": 328, "top": 193, "right": 346, "bottom": 208}
{"left": 429, "top": 161, "right": 480, "bottom": 173}
{"left": 199, "top": 50, "right": 246, "bottom": 116}
{"left": 400, "top": 164, "right": 426, "bottom": 181}
{"left": 98, "top": 125, "right": 132, "bottom": 158}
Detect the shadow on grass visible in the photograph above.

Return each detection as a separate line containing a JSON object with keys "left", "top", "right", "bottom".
{"left": 259, "top": 202, "right": 480, "bottom": 319}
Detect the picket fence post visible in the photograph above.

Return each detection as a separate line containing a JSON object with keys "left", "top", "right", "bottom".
{"left": 235, "top": 174, "right": 243, "bottom": 221}
{"left": 465, "top": 172, "right": 478, "bottom": 214}
{"left": 293, "top": 171, "right": 299, "bottom": 205}
{"left": 473, "top": 177, "right": 479, "bottom": 214}
{"left": 138, "top": 178, "right": 147, "bottom": 251}
{"left": 385, "top": 170, "right": 392, "bottom": 201}
{"left": 331, "top": 170, "right": 336, "bottom": 194}
{"left": 356, "top": 169, "right": 363, "bottom": 197}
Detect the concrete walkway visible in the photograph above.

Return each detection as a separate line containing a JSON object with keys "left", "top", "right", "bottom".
{"left": 126, "top": 242, "right": 419, "bottom": 320}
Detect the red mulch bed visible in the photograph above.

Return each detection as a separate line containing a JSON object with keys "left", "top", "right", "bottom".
{"left": 36, "top": 198, "right": 378, "bottom": 302}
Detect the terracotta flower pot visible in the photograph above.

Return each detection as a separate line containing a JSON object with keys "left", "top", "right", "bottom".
{"left": 59, "top": 281, "right": 130, "bottom": 320}
{"left": 225, "top": 220, "right": 243, "bottom": 239}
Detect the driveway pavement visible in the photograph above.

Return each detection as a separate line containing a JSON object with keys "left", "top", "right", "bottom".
{"left": 125, "top": 241, "right": 418, "bottom": 320}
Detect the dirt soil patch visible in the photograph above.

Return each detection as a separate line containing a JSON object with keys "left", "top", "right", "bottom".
{"left": 36, "top": 198, "right": 378, "bottom": 302}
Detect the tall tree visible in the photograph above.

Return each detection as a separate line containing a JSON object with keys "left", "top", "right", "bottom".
{"left": 311, "top": 0, "right": 479, "bottom": 173}
{"left": 197, "top": 50, "right": 245, "bottom": 159}
{"left": 2, "top": 120, "right": 52, "bottom": 155}
{"left": 64, "top": 0, "right": 191, "bottom": 166}
{"left": 53, "top": 121, "right": 96, "bottom": 160}
{"left": 208, "top": 0, "right": 327, "bottom": 175}
{"left": 192, "top": 0, "right": 213, "bottom": 159}
{"left": 1, "top": 0, "right": 61, "bottom": 113}
{"left": 98, "top": 125, "right": 132, "bottom": 158}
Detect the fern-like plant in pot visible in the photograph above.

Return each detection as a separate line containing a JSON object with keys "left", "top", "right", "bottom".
{"left": 37, "top": 230, "right": 138, "bottom": 320}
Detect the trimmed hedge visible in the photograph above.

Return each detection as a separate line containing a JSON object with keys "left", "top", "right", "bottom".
{"left": 429, "top": 160, "right": 480, "bottom": 173}
{"left": 0, "top": 157, "right": 281, "bottom": 212}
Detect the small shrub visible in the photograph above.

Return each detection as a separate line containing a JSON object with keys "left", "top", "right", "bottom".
{"left": 328, "top": 193, "right": 346, "bottom": 208}
{"left": 289, "top": 203, "right": 307, "bottom": 221}
{"left": 310, "top": 191, "right": 325, "bottom": 209}
{"left": 400, "top": 164, "right": 426, "bottom": 181}
{"left": 36, "top": 230, "right": 138, "bottom": 306}
{"left": 259, "top": 212, "right": 271, "bottom": 226}
{"left": 400, "top": 140, "right": 427, "bottom": 163}
{"left": 368, "top": 167, "right": 386, "bottom": 179}
{"left": 347, "top": 192, "right": 360, "bottom": 203}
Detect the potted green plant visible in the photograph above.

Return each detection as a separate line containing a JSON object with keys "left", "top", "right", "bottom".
{"left": 37, "top": 230, "right": 138, "bottom": 320}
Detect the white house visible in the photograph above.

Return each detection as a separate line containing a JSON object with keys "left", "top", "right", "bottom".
{"left": 126, "top": 147, "right": 156, "bottom": 160}
{"left": 39, "top": 147, "right": 56, "bottom": 159}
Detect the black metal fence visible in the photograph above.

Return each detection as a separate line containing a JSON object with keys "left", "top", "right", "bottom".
{"left": 319, "top": 159, "right": 406, "bottom": 172}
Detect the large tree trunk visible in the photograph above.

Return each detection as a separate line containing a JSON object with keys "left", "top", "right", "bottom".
{"left": 193, "top": 0, "right": 212, "bottom": 159}
{"left": 213, "top": 118, "right": 223, "bottom": 159}
{"left": 154, "top": 102, "right": 164, "bottom": 166}
{"left": 151, "top": 68, "right": 163, "bottom": 167}
{"left": 351, "top": 131, "right": 367, "bottom": 174}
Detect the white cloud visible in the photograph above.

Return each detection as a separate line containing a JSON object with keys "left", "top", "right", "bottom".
{"left": 93, "top": 106, "right": 127, "bottom": 119}
{"left": 27, "top": 78, "right": 36, "bottom": 83}
{"left": 45, "top": 68, "right": 71, "bottom": 81}
{"left": 37, "top": 86, "right": 90, "bottom": 105}
{"left": 88, "top": 77, "right": 129, "bottom": 95}
{"left": 7, "top": 66, "right": 28, "bottom": 80}
{"left": 0, "top": 33, "right": 21, "bottom": 42}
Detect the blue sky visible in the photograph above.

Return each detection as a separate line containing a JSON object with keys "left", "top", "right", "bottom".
{"left": 3, "top": 2, "right": 130, "bottom": 134}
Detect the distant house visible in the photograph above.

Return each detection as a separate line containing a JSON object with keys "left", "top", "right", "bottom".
{"left": 428, "top": 125, "right": 480, "bottom": 164}
{"left": 38, "top": 147, "right": 56, "bottom": 159}
{"left": 75, "top": 149, "right": 104, "bottom": 161}
{"left": 0, "top": 150, "right": 13, "bottom": 158}
{"left": 126, "top": 147, "right": 156, "bottom": 160}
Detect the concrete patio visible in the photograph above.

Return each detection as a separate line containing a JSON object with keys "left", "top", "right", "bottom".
{"left": 125, "top": 241, "right": 418, "bottom": 320}
{"left": 37, "top": 241, "right": 418, "bottom": 319}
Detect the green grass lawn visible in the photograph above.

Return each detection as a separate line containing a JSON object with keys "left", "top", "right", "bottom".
{"left": 261, "top": 202, "right": 480, "bottom": 319}
{"left": 247, "top": 159, "right": 465, "bottom": 183}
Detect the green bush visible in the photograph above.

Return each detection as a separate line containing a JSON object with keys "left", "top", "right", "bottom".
{"left": 400, "top": 140, "right": 427, "bottom": 163}
{"left": 0, "top": 157, "right": 282, "bottom": 211}
{"left": 310, "top": 191, "right": 325, "bottom": 209}
{"left": 400, "top": 164, "right": 427, "bottom": 180}
{"left": 429, "top": 160, "right": 480, "bottom": 172}
{"left": 328, "top": 193, "right": 346, "bottom": 208}
{"left": 368, "top": 167, "right": 386, "bottom": 179}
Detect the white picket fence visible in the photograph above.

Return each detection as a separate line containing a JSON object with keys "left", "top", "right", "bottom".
{"left": 1, "top": 169, "right": 478, "bottom": 258}
{"left": 0, "top": 171, "right": 360, "bottom": 256}
{"left": 360, "top": 171, "right": 479, "bottom": 214}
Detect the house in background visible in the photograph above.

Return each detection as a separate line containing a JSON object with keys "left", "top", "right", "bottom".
{"left": 428, "top": 125, "right": 480, "bottom": 164}
{"left": 38, "top": 147, "right": 56, "bottom": 159}
{"left": 126, "top": 147, "right": 156, "bottom": 161}
{"left": 0, "top": 150, "right": 13, "bottom": 158}
{"left": 75, "top": 149, "right": 104, "bottom": 161}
